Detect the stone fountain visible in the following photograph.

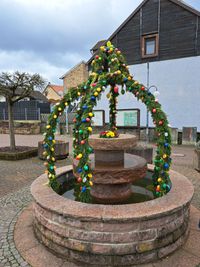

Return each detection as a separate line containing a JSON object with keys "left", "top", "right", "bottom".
{"left": 74, "top": 134, "right": 147, "bottom": 204}
{"left": 29, "top": 42, "right": 194, "bottom": 266}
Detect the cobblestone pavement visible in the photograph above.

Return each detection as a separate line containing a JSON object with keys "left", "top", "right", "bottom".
{"left": 0, "top": 134, "right": 200, "bottom": 266}
{"left": 0, "top": 186, "right": 32, "bottom": 267}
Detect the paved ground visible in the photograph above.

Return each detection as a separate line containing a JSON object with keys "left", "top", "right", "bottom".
{"left": 0, "top": 134, "right": 200, "bottom": 267}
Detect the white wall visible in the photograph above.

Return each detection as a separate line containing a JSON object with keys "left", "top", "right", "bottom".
{"left": 95, "top": 56, "right": 200, "bottom": 131}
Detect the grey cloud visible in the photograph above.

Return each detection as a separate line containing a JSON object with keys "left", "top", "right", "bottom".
{"left": 0, "top": 0, "right": 199, "bottom": 83}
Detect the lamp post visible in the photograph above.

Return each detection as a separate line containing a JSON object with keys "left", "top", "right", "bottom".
{"left": 146, "top": 85, "right": 160, "bottom": 142}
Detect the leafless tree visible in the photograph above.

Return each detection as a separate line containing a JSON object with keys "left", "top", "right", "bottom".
{"left": 0, "top": 71, "right": 45, "bottom": 151}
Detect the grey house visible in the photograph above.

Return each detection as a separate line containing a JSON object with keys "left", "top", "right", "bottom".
{"left": 88, "top": 0, "right": 200, "bottom": 130}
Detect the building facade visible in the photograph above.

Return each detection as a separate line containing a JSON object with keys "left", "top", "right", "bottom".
{"left": 60, "top": 61, "right": 88, "bottom": 91}
{"left": 88, "top": 0, "right": 200, "bottom": 130}
{"left": 43, "top": 84, "right": 64, "bottom": 103}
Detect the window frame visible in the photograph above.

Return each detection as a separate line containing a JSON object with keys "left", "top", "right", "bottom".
{"left": 141, "top": 33, "right": 159, "bottom": 58}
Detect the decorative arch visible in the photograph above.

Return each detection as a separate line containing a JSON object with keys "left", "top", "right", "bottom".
{"left": 44, "top": 42, "right": 172, "bottom": 203}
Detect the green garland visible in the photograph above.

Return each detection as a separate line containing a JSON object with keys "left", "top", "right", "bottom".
{"left": 43, "top": 41, "right": 172, "bottom": 203}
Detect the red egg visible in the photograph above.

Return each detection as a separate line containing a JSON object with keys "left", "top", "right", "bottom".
{"left": 152, "top": 108, "right": 156, "bottom": 113}
{"left": 114, "top": 86, "right": 119, "bottom": 93}
{"left": 81, "top": 140, "right": 85, "bottom": 145}
{"left": 77, "top": 177, "right": 82, "bottom": 183}
{"left": 86, "top": 118, "right": 90, "bottom": 122}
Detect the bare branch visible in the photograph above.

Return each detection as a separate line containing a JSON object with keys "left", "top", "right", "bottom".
{"left": 0, "top": 71, "right": 46, "bottom": 103}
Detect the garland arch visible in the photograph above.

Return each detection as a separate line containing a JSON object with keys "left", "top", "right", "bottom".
{"left": 43, "top": 42, "right": 172, "bottom": 203}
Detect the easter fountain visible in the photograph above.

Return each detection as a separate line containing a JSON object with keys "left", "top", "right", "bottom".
{"left": 29, "top": 42, "right": 193, "bottom": 266}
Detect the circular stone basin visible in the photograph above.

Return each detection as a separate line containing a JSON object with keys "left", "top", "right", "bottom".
{"left": 31, "top": 165, "right": 194, "bottom": 266}
{"left": 89, "top": 134, "right": 137, "bottom": 150}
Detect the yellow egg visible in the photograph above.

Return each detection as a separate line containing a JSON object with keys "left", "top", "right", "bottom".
{"left": 51, "top": 148, "right": 54, "bottom": 152}
{"left": 64, "top": 102, "right": 68, "bottom": 106}
{"left": 88, "top": 173, "right": 93, "bottom": 178}
{"left": 106, "top": 93, "right": 111, "bottom": 99}
{"left": 163, "top": 154, "right": 167, "bottom": 159}
{"left": 97, "top": 87, "right": 101, "bottom": 92}
{"left": 52, "top": 157, "right": 55, "bottom": 161}
{"left": 89, "top": 181, "right": 93, "bottom": 186}
{"left": 157, "top": 178, "right": 162, "bottom": 183}
{"left": 88, "top": 127, "right": 92, "bottom": 132}
{"left": 128, "top": 76, "right": 132, "bottom": 81}
{"left": 94, "top": 92, "right": 98, "bottom": 97}
{"left": 53, "top": 115, "right": 57, "bottom": 119}
{"left": 77, "top": 92, "right": 81, "bottom": 96}
{"left": 46, "top": 125, "right": 51, "bottom": 129}
{"left": 52, "top": 140, "right": 56, "bottom": 144}
{"left": 58, "top": 107, "right": 62, "bottom": 111}
{"left": 88, "top": 112, "right": 93, "bottom": 117}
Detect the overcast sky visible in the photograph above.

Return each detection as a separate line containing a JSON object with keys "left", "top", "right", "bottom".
{"left": 0, "top": 0, "right": 199, "bottom": 85}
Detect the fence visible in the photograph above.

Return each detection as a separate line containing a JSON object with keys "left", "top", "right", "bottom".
{"left": 0, "top": 100, "right": 50, "bottom": 121}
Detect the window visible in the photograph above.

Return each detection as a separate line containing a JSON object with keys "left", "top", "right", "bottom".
{"left": 141, "top": 34, "right": 159, "bottom": 58}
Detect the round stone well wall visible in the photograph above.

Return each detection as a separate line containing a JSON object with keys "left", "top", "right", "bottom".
{"left": 31, "top": 165, "right": 194, "bottom": 266}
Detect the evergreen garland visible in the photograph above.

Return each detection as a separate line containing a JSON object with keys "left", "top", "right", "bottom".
{"left": 43, "top": 41, "right": 172, "bottom": 203}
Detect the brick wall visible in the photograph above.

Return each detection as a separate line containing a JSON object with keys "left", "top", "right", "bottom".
{"left": 63, "top": 62, "right": 88, "bottom": 90}
{"left": 0, "top": 121, "right": 40, "bottom": 135}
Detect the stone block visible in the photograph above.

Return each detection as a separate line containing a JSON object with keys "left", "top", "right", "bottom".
{"left": 170, "top": 127, "right": 178, "bottom": 144}
{"left": 158, "top": 232, "right": 187, "bottom": 259}
{"left": 68, "top": 228, "right": 112, "bottom": 242}
{"left": 112, "top": 229, "right": 157, "bottom": 243}
{"left": 157, "top": 215, "right": 184, "bottom": 237}
{"left": 126, "top": 145, "right": 153, "bottom": 164}
{"left": 182, "top": 127, "right": 197, "bottom": 145}
{"left": 193, "top": 149, "right": 200, "bottom": 172}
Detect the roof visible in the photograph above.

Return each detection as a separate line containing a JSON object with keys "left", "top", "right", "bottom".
{"left": 30, "top": 91, "right": 48, "bottom": 102}
{"left": 87, "top": 0, "right": 200, "bottom": 65}
{"left": 90, "top": 40, "right": 107, "bottom": 52}
{"left": 60, "top": 61, "right": 86, "bottom": 79}
{"left": 49, "top": 84, "right": 64, "bottom": 93}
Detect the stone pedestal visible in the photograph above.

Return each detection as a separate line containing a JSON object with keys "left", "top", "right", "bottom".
{"left": 87, "top": 134, "right": 147, "bottom": 204}
{"left": 38, "top": 140, "right": 69, "bottom": 160}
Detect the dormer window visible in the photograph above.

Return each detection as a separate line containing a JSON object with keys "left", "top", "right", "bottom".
{"left": 142, "top": 33, "right": 159, "bottom": 58}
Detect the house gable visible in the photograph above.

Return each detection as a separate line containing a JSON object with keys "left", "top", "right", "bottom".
{"left": 88, "top": 0, "right": 200, "bottom": 65}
